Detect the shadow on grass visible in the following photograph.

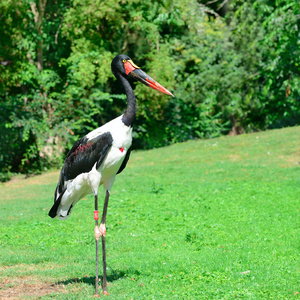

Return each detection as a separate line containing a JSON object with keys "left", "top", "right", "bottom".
{"left": 57, "top": 269, "right": 130, "bottom": 287}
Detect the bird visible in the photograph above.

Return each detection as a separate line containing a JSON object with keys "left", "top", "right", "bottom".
{"left": 48, "top": 54, "right": 173, "bottom": 297}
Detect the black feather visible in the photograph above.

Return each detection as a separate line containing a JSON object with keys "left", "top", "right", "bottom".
{"left": 63, "top": 132, "right": 112, "bottom": 182}
{"left": 117, "top": 147, "right": 131, "bottom": 174}
{"left": 55, "top": 132, "right": 113, "bottom": 196}
{"left": 48, "top": 187, "right": 66, "bottom": 218}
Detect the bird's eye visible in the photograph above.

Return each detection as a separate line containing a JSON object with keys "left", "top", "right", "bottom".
{"left": 122, "top": 59, "right": 127, "bottom": 63}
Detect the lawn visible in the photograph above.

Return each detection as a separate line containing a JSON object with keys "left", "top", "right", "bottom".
{"left": 0, "top": 126, "right": 299, "bottom": 299}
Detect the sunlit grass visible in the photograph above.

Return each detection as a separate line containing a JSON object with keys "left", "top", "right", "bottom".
{"left": 0, "top": 126, "right": 299, "bottom": 299}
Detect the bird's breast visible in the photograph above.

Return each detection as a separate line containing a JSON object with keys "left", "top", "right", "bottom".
{"left": 103, "top": 146, "right": 127, "bottom": 168}
{"left": 98, "top": 145, "right": 128, "bottom": 190}
{"left": 86, "top": 115, "right": 133, "bottom": 189}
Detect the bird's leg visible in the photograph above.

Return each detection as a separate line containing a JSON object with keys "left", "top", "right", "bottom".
{"left": 94, "top": 194, "right": 100, "bottom": 298}
{"left": 101, "top": 190, "right": 110, "bottom": 295}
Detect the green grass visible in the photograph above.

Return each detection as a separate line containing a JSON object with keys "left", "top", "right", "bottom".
{"left": 0, "top": 127, "right": 300, "bottom": 299}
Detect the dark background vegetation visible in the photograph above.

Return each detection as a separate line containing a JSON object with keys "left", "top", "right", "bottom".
{"left": 0, "top": 0, "right": 299, "bottom": 180}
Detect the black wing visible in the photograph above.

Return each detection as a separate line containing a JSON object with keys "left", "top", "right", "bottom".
{"left": 117, "top": 147, "right": 131, "bottom": 174}
{"left": 48, "top": 186, "right": 67, "bottom": 218}
{"left": 56, "top": 132, "right": 113, "bottom": 196}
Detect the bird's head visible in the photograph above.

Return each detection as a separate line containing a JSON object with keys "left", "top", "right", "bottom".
{"left": 111, "top": 54, "right": 174, "bottom": 96}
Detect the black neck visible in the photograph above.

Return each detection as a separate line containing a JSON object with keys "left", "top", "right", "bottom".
{"left": 116, "top": 73, "right": 137, "bottom": 127}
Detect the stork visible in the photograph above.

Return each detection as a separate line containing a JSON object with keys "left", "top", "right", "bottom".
{"left": 48, "top": 54, "right": 173, "bottom": 297}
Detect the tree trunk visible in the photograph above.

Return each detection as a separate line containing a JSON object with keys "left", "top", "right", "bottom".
{"left": 228, "top": 115, "right": 244, "bottom": 136}
{"left": 30, "top": 0, "right": 47, "bottom": 71}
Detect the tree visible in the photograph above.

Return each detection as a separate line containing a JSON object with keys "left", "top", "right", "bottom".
{"left": 0, "top": 0, "right": 70, "bottom": 178}
{"left": 1, "top": 0, "right": 299, "bottom": 180}
{"left": 227, "top": 0, "right": 300, "bottom": 129}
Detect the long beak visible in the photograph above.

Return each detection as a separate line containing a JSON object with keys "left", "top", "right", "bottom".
{"left": 129, "top": 69, "right": 174, "bottom": 97}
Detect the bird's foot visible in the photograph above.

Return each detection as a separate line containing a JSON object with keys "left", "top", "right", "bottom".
{"left": 103, "top": 291, "right": 109, "bottom": 296}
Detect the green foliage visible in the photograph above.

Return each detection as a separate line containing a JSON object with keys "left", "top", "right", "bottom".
{"left": 227, "top": 0, "right": 300, "bottom": 129}
{"left": 0, "top": 0, "right": 299, "bottom": 177}
{"left": 0, "top": 127, "right": 299, "bottom": 298}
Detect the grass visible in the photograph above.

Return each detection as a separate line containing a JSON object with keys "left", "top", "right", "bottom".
{"left": 0, "top": 126, "right": 299, "bottom": 299}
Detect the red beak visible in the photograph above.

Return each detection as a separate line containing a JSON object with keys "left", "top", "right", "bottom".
{"left": 129, "top": 68, "right": 174, "bottom": 97}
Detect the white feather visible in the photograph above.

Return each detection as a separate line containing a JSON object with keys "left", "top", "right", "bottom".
{"left": 55, "top": 114, "right": 132, "bottom": 219}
